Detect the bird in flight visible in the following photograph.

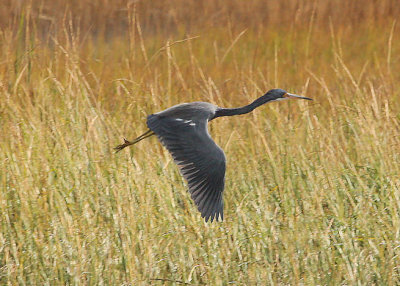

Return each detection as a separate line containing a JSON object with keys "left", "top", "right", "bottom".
{"left": 115, "top": 89, "right": 312, "bottom": 222}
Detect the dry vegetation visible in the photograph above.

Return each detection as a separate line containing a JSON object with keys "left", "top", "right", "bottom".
{"left": 1, "top": 0, "right": 400, "bottom": 284}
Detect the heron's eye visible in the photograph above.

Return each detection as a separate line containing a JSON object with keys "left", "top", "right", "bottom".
{"left": 282, "top": 93, "right": 289, "bottom": 98}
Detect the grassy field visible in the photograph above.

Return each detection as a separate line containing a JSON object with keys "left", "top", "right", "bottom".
{"left": 1, "top": 0, "right": 400, "bottom": 284}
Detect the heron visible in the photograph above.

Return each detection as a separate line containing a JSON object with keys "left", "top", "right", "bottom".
{"left": 115, "top": 88, "right": 312, "bottom": 222}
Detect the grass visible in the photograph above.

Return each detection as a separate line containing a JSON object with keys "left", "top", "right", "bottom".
{"left": 1, "top": 0, "right": 400, "bottom": 284}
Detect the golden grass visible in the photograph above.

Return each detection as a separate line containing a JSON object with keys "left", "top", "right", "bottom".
{"left": 1, "top": 0, "right": 400, "bottom": 284}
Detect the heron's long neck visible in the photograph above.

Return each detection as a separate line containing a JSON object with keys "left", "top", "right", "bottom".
{"left": 213, "top": 96, "right": 269, "bottom": 119}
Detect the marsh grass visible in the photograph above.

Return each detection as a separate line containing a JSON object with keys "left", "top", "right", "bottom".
{"left": 1, "top": 1, "right": 400, "bottom": 284}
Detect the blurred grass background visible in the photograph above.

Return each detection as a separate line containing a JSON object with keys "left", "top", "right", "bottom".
{"left": 1, "top": 0, "right": 400, "bottom": 284}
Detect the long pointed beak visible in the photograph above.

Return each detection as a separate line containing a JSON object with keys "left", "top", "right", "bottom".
{"left": 286, "top": 93, "right": 313, "bottom": 101}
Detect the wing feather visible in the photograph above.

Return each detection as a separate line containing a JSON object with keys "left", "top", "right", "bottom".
{"left": 147, "top": 114, "right": 226, "bottom": 222}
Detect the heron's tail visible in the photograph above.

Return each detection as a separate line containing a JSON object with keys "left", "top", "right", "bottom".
{"left": 114, "top": 129, "right": 155, "bottom": 153}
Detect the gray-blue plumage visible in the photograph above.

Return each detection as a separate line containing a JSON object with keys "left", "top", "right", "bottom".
{"left": 147, "top": 102, "right": 225, "bottom": 222}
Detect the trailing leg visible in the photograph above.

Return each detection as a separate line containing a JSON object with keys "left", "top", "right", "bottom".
{"left": 114, "top": 130, "right": 154, "bottom": 152}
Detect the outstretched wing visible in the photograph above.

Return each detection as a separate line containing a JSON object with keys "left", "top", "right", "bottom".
{"left": 147, "top": 114, "right": 226, "bottom": 222}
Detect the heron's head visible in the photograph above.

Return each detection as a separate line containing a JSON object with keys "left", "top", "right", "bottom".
{"left": 263, "top": 89, "right": 312, "bottom": 102}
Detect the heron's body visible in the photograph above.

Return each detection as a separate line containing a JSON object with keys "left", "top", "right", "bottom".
{"left": 147, "top": 102, "right": 225, "bottom": 222}
{"left": 115, "top": 89, "right": 312, "bottom": 222}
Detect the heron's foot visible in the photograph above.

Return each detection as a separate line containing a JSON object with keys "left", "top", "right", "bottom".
{"left": 114, "top": 138, "right": 133, "bottom": 153}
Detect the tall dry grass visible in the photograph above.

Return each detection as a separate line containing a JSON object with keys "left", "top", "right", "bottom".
{"left": 1, "top": 0, "right": 400, "bottom": 284}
